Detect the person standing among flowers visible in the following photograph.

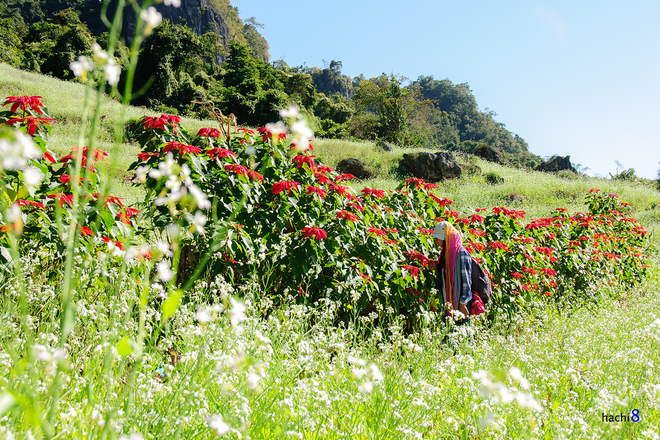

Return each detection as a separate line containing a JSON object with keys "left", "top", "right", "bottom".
{"left": 427, "top": 221, "right": 472, "bottom": 322}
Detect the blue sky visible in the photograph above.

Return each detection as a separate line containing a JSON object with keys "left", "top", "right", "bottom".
{"left": 230, "top": 0, "right": 660, "bottom": 179}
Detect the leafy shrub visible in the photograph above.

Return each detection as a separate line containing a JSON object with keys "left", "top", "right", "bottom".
{"left": 126, "top": 110, "right": 650, "bottom": 323}
{"left": 485, "top": 171, "right": 504, "bottom": 185}
{"left": 0, "top": 96, "right": 137, "bottom": 267}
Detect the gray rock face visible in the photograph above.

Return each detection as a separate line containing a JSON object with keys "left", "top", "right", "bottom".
{"left": 123, "top": 0, "right": 230, "bottom": 45}
{"left": 535, "top": 155, "right": 576, "bottom": 173}
{"left": 376, "top": 141, "right": 393, "bottom": 152}
{"left": 401, "top": 151, "right": 462, "bottom": 181}
{"left": 472, "top": 144, "right": 505, "bottom": 164}
{"left": 336, "top": 158, "right": 373, "bottom": 179}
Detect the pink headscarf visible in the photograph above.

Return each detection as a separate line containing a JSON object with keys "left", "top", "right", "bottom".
{"left": 441, "top": 221, "right": 463, "bottom": 314}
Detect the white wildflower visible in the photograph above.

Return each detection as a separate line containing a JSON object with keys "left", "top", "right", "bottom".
{"left": 206, "top": 414, "right": 231, "bottom": 435}
{"left": 23, "top": 166, "right": 44, "bottom": 186}
{"left": 140, "top": 6, "right": 162, "bottom": 35}
{"left": 229, "top": 298, "right": 247, "bottom": 327}
{"left": 104, "top": 59, "right": 121, "bottom": 86}
{"left": 164, "top": 0, "right": 181, "bottom": 6}
{"left": 156, "top": 260, "right": 173, "bottom": 282}
{"left": 279, "top": 105, "right": 301, "bottom": 120}
{"left": 0, "top": 131, "right": 41, "bottom": 170}
{"left": 70, "top": 56, "right": 95, "bottom": 80}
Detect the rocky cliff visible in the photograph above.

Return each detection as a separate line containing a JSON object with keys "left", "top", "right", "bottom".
{"left": 122, "top": 0, "right": 231, "bottom": 42}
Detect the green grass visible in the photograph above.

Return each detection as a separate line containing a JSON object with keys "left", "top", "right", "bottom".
{"left": 2, "top": 250, "right": 659, "bottom": 439}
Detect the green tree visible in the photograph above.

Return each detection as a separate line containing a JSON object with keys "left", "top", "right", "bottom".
{"left": 353, "top": 74, "right": 422, "bottom": 145}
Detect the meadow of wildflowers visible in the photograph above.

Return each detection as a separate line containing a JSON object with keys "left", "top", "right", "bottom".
{"left": 1, "top": 1, "right": 659, "bottom": 438}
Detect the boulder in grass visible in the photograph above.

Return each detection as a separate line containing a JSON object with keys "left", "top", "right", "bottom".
{"left": 535, "top": 155, "right": 577, "bottom": 173}
{"left": 400, "top": 151, "right": 462, "bottom": 181}
{"left": 336, "top": 158, "right": 373, "bottom": 179}
{"left": 472, "top": 144, "right": 506, "bottom": 164}
{"left": 376, "top": 141, "right": 394, "bottom": 152}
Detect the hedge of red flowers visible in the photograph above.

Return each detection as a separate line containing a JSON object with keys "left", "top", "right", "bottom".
{"left": 128, "top": 110, "right": 651, "bottom": 320}
{"left": 0, "top": 96, "right": 138, "bottom": 264}
{"left": 0, "top": 96, "right": 650, "bottom": 321}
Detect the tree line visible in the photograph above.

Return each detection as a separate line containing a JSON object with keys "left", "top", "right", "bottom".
{"left": 0, "top": 1, "right": 540, "bottom": 166}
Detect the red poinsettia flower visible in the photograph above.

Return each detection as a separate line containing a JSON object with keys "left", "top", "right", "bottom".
{"left": 2, "top": 117, "right": 56, "bottom": 135}
{"left": 367, "top": 227, "right": 387, "bottom": 236}
{"left": 43, "top": 152, "right": 56, "bottom": 163}
{"left": 314, "top": 165, "right": 333, "bottom": 174}
{"left": 335, "top": 174, "right": 356, "bottom": 181}
{"left": 207, "top": 148, "right": 236, "bottom": 159}
{"left": 361, "top": 188, "right": 386, "bottom": 198}
{"left": 402, "top": 264, "right": 421, "bottom": 279}
{"left": 237, "top": 127, "right": 255, "bottom": 135}
{"left": 197, "top": 127, "right": 222, "bottom": 138}
{"left": 80, "top": 226, "right": 93, "bottom": 236}
{"left": 336, "top": 210, "right": 359, "bottom": 222}
{"left": 522, "top": 266, "right": 537, "bottom": 275}
{"left": 405, "top": 177, "right": 424, "bottom": 188}
{"left": 489, "top": 241, "right": 509, "bottom": 251}
{"left": 59, "top": 174, "right": 87, "bottom": 185}
{"left": 314, "top": 172, "right": 329, "bottom": 184}
{"left": 328, "top": 183, "right": 350, "bottom": 196}
{"left": 422, "top": 182, "right": 438, "bottom": 190}
{"left": 47, "top": 193, "right": 74, "bottom": 207}
{"left": 511, "top": 271, "right": 523, "bottom": 279}
{"left": 292, "top": 155, "right": 316, "bottom": 169}
{"left": 272, "top": 180, "right": 300, "bottom": 195}
{"left": 347, "top": 202, "right": 364, "bottom": 212}
{"left": 3, "top": 96, "right": 45, "bottom": 115}
{"left": 163, "top": 141, "right": 202, "bottom": 155}
{"left": 468, "top": 214, "right": 485, "bottom": 224}
{"left": 246, "top": 170, "right": 264, "bottom": 181}
{"left": 404, "top": 250, "right": 430, "bottom": 267}
{"left": 306, "top": 185, "right": 327, "bottom": 199}
{"left": 302, "top": 226, "right": 327, "bottom": 240}
{"left": 16, "top": 199, "right": 45, "bottom": 209}
{"left": 224, "top": 164, "right": 248, "bottom": 176}
{"left": 137, "top": 152, "right": 159, "bottom": 161}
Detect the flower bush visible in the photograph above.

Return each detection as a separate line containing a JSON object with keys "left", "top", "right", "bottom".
{"left": 126, "top": 106, "right": 651, "bottom": 322}
{"left": 0, "top": 96, "right": 138, "bottom": 266}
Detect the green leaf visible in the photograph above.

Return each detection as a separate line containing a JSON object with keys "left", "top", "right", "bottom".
{"left": 162, "top": 289, "right": 184, "bottom": 322}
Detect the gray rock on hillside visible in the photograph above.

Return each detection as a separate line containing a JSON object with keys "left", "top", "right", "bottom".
{"left": 472, "top": 144, "right": 506, "bottom": 164}
{"left": 400, "top": 151, "right": 462, "bottom": 181}
{"left": 336, "top": 158, "right": 373, "bottom": 179}
{"left": 376, "top": 141, "right": 394, "bottom": 152}
{"left": 535, "top": 155, "right": 577, "bottom": 173}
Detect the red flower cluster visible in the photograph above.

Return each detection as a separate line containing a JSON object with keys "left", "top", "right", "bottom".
{"left": 197, "top": 127, "right": 221, "bottom": 138}
{"left": 163, "top": 141, "right": 202, "bottom": 155}
{"left": 207, "top": 148, "right": 236, "bottom": 159}
{"left": 306, "top": 185, "right": 327, "bottom": 199}
{"left": 368, "top": 227, "right": 387, "bottom": 236}
{"left": 4, "top": 96, "right": 45, "bottom": 114}
{"left": 493, "top": 207, "right": 525, "bottom": 219}
{"left": 2, "top": 117, "right": 56, "bottom": 135}
{"left": 272, "top": 180, "right": 300, "bottom": 194}
{"left": 336, "top": 210, "right": 359, "bottom": 222}
{"left": 302, "top": 226, "right": 327, "bottom": 240}
{"left": 141, "top": 114, "right": 181, "bottom": 132}
{"left": 335, "top": 174, "right": 356, "bottom": 181}
{"left": 362, "top": 188, "right": 386, "bottom": 198}
{"left": 137, "top": 152, "right": 159, "bottom": 161}
{"left": 16, "top": 199, "right": 45, "bottom": 209}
